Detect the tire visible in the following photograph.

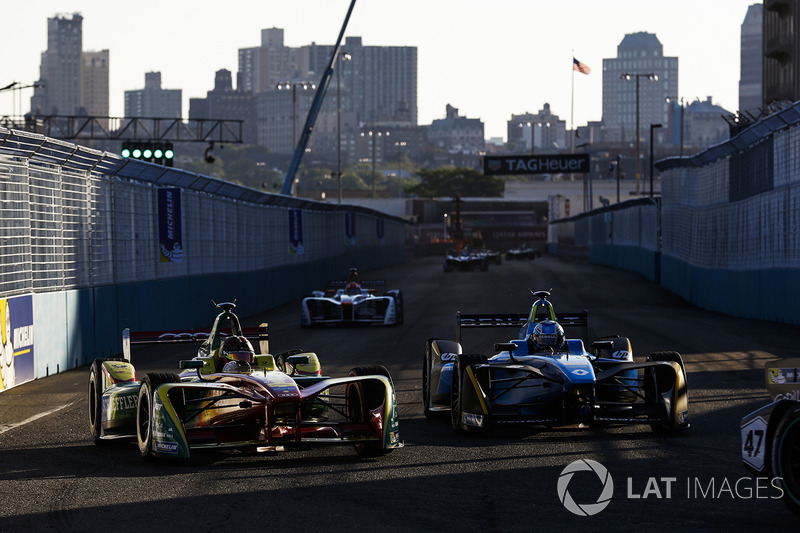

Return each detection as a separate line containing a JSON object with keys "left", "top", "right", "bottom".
{"left": 646, "top": 351, "right": 688, "bottom": 434}
{"left": 390, "top": 290, "right": 404, "bottom": 325}
{"left": 770, "top": 404, "right": 800, "bottom": 517}
{"left": 450, "top": 354, "right": 488, "bottom": 433}
{"left": 136, "top": 372, "right": 181, "bottom": 459}
{"left": 88, "top": 357, "right": 126, "bottom": 445}
{"left": 347, "top": 365, "right": 394, "bottom": 457}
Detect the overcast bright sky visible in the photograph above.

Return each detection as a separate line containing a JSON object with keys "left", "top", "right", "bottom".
{"left": 2, "top": 0, "right": 759, "bottom": 140}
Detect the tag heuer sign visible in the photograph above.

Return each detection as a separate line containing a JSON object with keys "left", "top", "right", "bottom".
{"left": 483, "top": 154, "right": 590, "bottom": 175}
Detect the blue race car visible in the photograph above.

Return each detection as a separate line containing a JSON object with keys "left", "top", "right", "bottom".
{"left": 422, "top": 290, "right": 689, "bottom": 434}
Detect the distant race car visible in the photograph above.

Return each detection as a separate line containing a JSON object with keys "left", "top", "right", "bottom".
{"left": 88, "top": 300, "right": 403, "bottom": 460}
{"left": 443, "top": 249, "right": 489, "bottom": 272}
{"left": 505, "top": 244, "right": 539, "bottom": 260}
{"left": 301, "top": 268, "right": 403, "bottom": 327}
{"left": 422, "top": 290, "right": 689, "bottom": 435}
{"left": 479, "top": 249, "right": 502, "bottom": 265}
{"left": 740, "top": 358, "right": 800, "bottom": 517}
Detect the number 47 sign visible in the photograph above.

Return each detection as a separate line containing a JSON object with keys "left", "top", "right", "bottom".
{"left": 741, "top": 416, "right": 768, "bottom": 472}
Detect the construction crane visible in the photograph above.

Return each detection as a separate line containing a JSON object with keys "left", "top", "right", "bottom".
{"left": 280, "top": 0, "right": 357, "bottom": 196}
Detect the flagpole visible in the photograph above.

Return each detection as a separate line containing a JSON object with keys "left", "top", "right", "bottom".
{"left": 570, "top": 52, "right": 575, "bottom": 154}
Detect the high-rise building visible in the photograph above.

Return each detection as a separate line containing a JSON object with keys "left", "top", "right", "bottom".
{"left": 124, "top": 72, "right": 181, "bottom": 119}
{"left": 763, "top": 0, "right": 800, "bottom": 112}
{"left": 739, "top": 4, "right": 763, "bottom": 116}
{"left": 238, "top": 28, "right": 299, "bottom": 94}
{"left": 602, "top": 32, "right": 678, "bottom": 146}
{"left": 189, "top": 69, "right": 257, "bottom": 144}
{"left": 81, "top": 50, "right": 109, "bottom": 123}
{"left": 506, "top": 104, "right": 567, "bottom": 154}
{"left": 31, "top": 13, "right": 84, "bottom": 116}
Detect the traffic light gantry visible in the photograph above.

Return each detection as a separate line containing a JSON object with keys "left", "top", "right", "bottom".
{"left": 121, "top": 141, "right": 174, "bottom": 166}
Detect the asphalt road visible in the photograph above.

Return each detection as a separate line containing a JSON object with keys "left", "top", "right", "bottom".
{"left": 1, "top": 254, "right": 799, "bottom": 532}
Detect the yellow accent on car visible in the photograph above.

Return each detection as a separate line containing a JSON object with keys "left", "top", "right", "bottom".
{"left": 465, "top": 365, "right": 489, "bottom": 415}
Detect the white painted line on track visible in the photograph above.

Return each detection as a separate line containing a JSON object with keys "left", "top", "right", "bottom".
{"left": 0, "top": 403, "right": 72, "bottom": 435}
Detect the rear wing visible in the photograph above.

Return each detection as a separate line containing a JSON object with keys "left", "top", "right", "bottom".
{"left": 327, "top": 279, "right": 386, "bottom": 290}
{"left": 456, "top": 311, "right": 589, "bottom": 344}
{"left": 122, "top": 323, "right": 270, "bottom": 362}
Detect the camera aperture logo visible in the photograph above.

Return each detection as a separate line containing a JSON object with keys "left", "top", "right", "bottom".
{"left": 557, "top": 459, "right": 614, "bottom": 516}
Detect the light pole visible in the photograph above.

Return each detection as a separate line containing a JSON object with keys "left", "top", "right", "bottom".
{"left": 666, "top": 96, "right": 685, "bottom": 157}
{"left": 443, "top": 213, "right": 448, "bottom": 242}
{"left": 336, "top": 53, "right": 351, "bottom": 204}
{"left": 277, "top": 81, "right": 316, "bottom": 152}
{"left": 576, "top": 142, "right": 591, "bottom": 210}
{"left": 621, "top": 73, "right": 657, "bottom": 195}
{"left": 649, "top": 123, "right": 663, "bottom": 198}
{"left": 361, "top": 130, "right": 389, "bottom": 198}
{"left": 395, "top": 141, "right": 406, "bottom": 197}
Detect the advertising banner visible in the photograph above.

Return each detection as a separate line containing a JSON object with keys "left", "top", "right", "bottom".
{"left": 377, "top": 218, "right": 385, "bottom": 244}
{"left": 484, "top": 154, "right": 590, "bottom": 175}
{"left": 158, "top": 188, "right": 184, "bottom": 263}
{"left": 0, "top": 294, "right": 34, "bottom": 391}
{"left": 289, "top": 209, "right": 304, "bottom": 255}
{"left": 345, "top": 212, "right": 356, "bottom": 246}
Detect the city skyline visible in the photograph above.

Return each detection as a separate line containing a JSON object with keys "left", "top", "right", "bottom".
{"left": 4, "top": 0, "right": 758, "bottom": 141}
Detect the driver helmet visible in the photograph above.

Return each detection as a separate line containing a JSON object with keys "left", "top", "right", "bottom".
{"left": 346, "top": 281, "right": 361, "bottom": 295}
{"left": 220, "top": 335, "right": 254, "bottom": 370}
{"left": 530, "top": 320, "right": 565, "bottom": 349}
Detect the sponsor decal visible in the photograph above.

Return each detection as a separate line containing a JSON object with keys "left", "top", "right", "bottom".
{"left": 462, "top": 413, "right": 484, "bottom": 428}
{"left": 154, "top": 441, "right": 179, "bottom": 454}
{"left": 440, "top": 352, "right": 458, "bottom": 362}
{"left": 484, "top": 154, "right": 590, "bottom": 175}
{"left": 571, "top": 369, "right": 589, "bottom": 376}
{"left": 611, "top": 350, "right": 630, "bottom": 359}
{"left": 774, "top": 389, "right": 800, "bottom": 401}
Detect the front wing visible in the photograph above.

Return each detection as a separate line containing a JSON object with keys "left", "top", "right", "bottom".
{"left": 301, "top": 296, "right": 398, "bottom": 326}
{"left": 145, "top": 374, "right": 402, "bottom": 459}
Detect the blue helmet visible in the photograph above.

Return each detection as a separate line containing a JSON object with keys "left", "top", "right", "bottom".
{"left": 531, "top": 320, "right": 565, "bottom": 348}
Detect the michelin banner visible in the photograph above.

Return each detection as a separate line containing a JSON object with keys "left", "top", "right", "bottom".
{"left": 158, "top": 187, "right": 184, "bottom": 263}
{"left": 0, "top": 295, "right": 34, "bottom": 392}
{"left": 345, "top": 212, "right": 356, "bottom": 245}
{"left": 289, "top": 209, "right": 305, "bottom": 255}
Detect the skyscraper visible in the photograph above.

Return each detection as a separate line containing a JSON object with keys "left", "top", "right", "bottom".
{"left": 31, "top": 13, "right": 84, "bottom": 116}
{"left": 124, "top": 72, "right": 181, "bottom": 119}
{"left": 739, "top": 4, "right": 763, "bottom": 116}
{"left": 602, "top": 32, "right": 678, "bottom": 145}
{"left": 763, "top": 0, "right": 800, "bottom": 112}
{"left": 82, "top": 50, "right": 110, "bottom": 124}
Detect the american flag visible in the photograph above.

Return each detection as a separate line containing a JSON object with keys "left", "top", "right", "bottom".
{"left": 573, "top": 57, "right": 591, "bottom": 75}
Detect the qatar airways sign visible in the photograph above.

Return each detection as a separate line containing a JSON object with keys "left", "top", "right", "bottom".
{"left": 484, "top": 154, "right": 590, "bottom": 175}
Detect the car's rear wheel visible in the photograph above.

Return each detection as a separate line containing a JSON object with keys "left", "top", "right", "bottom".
{"left": 347, "top": 365, "right": 394, "bottom": 457}
{"left": 771, "top": 404, "right": 800, "bottom": 517}
{"left": 136, "top": 372, "right": 180, "bottom": 459}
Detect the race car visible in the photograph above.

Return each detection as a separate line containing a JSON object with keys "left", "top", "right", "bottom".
{"left": 505, "top": 243, "right": 539, "bottom": 260}
{"left": 422, "top": 290, "right": 689, "bottom": 434}
{"left": 443, "top": 248, "right": 489, "bottom": 272}
{"left": 300, "top": 268, "right": 403, "bottom": 327}
{"left": 740, "top": 358, "right": 800, "bottom": 517}
{"left": 88, "top": 300, "right": 402, "bottom": 460}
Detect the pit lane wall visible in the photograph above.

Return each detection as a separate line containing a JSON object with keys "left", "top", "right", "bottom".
{"left": 549, "top": 101, "right": 800, "bottom": 327}
{"left": 0, "top": 128, "right": 405, "bottom": 391}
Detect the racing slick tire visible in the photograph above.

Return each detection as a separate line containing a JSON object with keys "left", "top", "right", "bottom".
{"left": 136, "top": 372, "right": 181, "bottom": 460}
{"left": 88, "top": 357, "right": 125, "bottom": 445}
{"left": 645, "top": 351, "right": 689, "bottom": 434}
{"left": 770, "top": 403, "right": 800, "bottom": 517}
{"left": 450, "top": 354, "right": 489, "bottom": 434}
{"left": 347, "top": 365, "right": 394, "bottom": 457}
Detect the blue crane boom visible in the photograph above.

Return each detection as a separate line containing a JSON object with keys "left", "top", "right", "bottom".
{"left": 281, "top": 0, "right": 357, "bottom": 196}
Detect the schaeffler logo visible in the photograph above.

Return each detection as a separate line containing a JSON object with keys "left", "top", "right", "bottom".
{"left": 557, "top": 459, "right": 614, "bottom": 516}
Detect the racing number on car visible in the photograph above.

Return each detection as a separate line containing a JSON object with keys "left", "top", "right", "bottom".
{"left": 743, "top": 429, "right": 764, "bottom": 458}
{"left": 741, "top": 416, "right": 768, "bottom": 472}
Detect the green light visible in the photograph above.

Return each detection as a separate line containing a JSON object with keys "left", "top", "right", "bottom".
{"left": 132, "top": 148, "right": 142, "bottom": 158}
{"left": 143, "top": 149, "right": 153, "bottom": 158}
{"left": 121, "top": 148, "right": 131, "bottom": 158}
{"left": 154, "top": 149, "right": 163, "bottom": 158}
{"left": 164, "top": 149, "right": 174, "bottom": 159}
